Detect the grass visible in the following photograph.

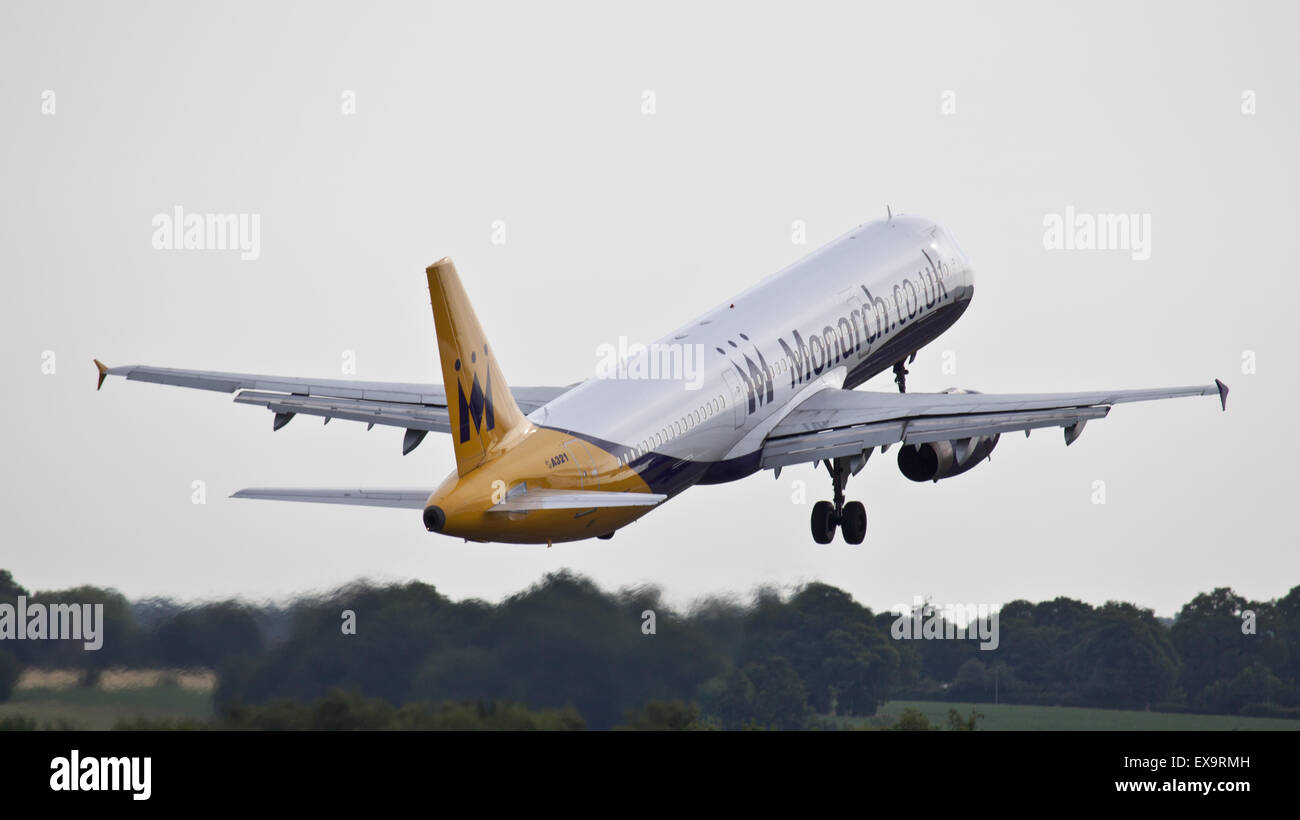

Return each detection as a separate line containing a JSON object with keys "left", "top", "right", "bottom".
{"left": 846, "top": 700, "right": 1300, "bottom": 731}
{"left": 5, "top": 684, "right": 1299, "bottom": 731}
{"left": 0, "top": 685, "right": 215, "bottom": 730}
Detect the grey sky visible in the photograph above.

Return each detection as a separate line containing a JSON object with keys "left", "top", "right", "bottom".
{"left": 2, "top": 0, "right": 1296, "bottom": 617}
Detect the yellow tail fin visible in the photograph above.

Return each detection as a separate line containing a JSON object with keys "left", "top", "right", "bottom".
{"left": 426, "top": 258, "right": 527, "bottom": 476}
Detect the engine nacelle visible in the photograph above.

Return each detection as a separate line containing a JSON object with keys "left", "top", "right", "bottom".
{"left": 896, "top": 388, "right": 1001, "bottom": 482}
{"left": 897, "top": 434, "right": 1000, "bottom": 482}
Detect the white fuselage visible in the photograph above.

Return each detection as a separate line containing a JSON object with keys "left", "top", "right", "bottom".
{"left": 533, "top": 215, "right": 976, "bottom": 496}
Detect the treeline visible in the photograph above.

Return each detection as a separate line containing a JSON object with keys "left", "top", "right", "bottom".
{"left": 886, "top": 589, "right": 1300, "bottom": 718}
{"left": 1, "top": 569, "right": 1297, "bottom": 728}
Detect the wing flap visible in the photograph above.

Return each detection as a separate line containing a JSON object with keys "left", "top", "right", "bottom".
{"left": 899, "top": 406, "right": 1111, "bottom": 444}
{"left": 770, "top": 383, "right": 1221, "bottom": 437}
{"left": 761, "top": 408, "right": 1112, "bottom": 468}
{"left": 95, "top": 363, "right": 573, "bottom": 438}
{"left": 761, "top": 381, "right": 1224, "bottom": 469}
{"left": 233, "top": 391, "right": 452, "bottom": 433}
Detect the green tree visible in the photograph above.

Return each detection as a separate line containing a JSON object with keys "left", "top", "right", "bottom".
{"left": 740, "top": 583, "right": 897, "bottom": 716}
{"left": 700, "top": 667, "right": 757, "bottom": 729}
{"left": 24, "top": 585, "right": 140, "bottom": 670}
{"left": 888, "top": 707, "right": 937, "bottom": 731}
{"left": 1170, "top": 588, "right": 1248, "bottom": 692}
{"left": 0, "top": 648, "right": 20, "bottom": 702}
{"left": 950, "top": 657, "right": 991, "bottom": 701}
{"left": 1202, "top": 663, "right": 1283, "bottom": 714}
{"left": 618, "top": 700, "right": 709, "bottom": 730}
{"left": 0, "top": 570, "right": 29, "bottom": 601}
{"left": 946, "top": 708, "right": 983, "bottom": 731}
{"left": 744, "top": 657, "right": 811, "bottom": 730}
{"left": 1066, "top": 602, "right": 1179, "bottom": 709}
{"left": 153, "top": 602, "right": 264, "bottom": 668}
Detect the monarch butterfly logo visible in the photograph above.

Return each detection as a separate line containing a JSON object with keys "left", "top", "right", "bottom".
{"left": 455, "top": 346, "right": 495, "bottom": 443}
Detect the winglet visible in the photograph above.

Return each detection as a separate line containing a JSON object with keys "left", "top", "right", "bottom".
{"left": 1215, "top": 379, "right": 1229, "bottom": 411}
{"left": 94, "top": 359, "right": 110, "bottom": 391}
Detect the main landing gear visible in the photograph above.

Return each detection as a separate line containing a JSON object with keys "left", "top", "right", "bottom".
{"left": 810, "top": 454, "right": 870, "bottom": 545}
{"left": 812, "top": 352, "right": 914, "bottom": 542}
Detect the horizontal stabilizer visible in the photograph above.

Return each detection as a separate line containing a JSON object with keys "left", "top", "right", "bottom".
{"left": 231, "top": 488, "right": 432, "bottom": 509}
{"left": 490, "top": 487, "right": 666, "bottom": 512}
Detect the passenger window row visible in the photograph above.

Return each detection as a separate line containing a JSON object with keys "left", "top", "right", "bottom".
{"left": 619, "top": 393, "right": 727, "bottom": 467}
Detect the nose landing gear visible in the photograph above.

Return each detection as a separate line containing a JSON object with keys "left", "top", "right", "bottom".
{"left": 892, "top": 351, "right": 917, "bottom": 393}
{"left": 809, "top": 454, "right": 870, "bottom": 544}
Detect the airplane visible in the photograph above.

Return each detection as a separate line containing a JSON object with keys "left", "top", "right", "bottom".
{"left": 95, "top": 214, "right": 1228, "bottom": 545}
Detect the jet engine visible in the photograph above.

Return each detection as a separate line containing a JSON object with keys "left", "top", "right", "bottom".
{"left": 896, "top": 388, "right": 999, "bottom": 482}
{"left": 897, "top": 434, "right": 1000, "bottom": 482}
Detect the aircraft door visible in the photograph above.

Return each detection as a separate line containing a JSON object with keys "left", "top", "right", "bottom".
{"left": 720, "top": 369, "right": 747, "bottom": 430}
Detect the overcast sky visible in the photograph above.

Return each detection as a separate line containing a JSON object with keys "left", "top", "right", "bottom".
{"left": 2, "top": 0, "right": 1296, "bottom": 617}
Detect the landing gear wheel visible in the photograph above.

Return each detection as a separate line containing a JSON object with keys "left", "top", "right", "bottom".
{"left": 840, "top": 501, "right": 867, "bottom": 545}
{"left": 811, "top": 500, "right": 837, "bottom": 544}
{"left": 809, "top": 455, "right": 874, "bottom": 545}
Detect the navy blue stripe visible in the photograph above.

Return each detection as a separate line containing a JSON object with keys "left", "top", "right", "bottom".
{"left": 537, "top": 425, "right": 713, "bottom": 498}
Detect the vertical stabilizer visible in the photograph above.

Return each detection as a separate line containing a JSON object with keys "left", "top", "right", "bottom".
{"left": 426, "top": 258, "right": 527, "bottom": 476}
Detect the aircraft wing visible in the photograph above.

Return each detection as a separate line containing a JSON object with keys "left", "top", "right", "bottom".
{"left": 94, "top": 361, "right": 571, "bottom": 453}
{"left": 227, "top": 485, "right": 665, "bottom": 514}
{"left": 490, "top": 486, "right": 667, "bottom": 511}
{"left": 760, "top": 380, "right": 1228, "bottom": 469}
{"left": 231, "top": 488, "right": 433, "bottom": 508}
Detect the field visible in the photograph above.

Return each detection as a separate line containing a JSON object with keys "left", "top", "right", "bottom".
{"left": 4, "top": 670, "right": 1300, "bottom": 730}
{"left": 1, "top": 669, "right": 215, "bottom": 730}
{"left": 863, "top": 700, "right": 1300, "bottom": 731}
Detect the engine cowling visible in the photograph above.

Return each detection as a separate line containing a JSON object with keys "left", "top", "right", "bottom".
{"left": 897, "top": 387, "right": 1000, "bottom": 482}
{"left": 897, "top": 434, "right": 999, "bottom": 482}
